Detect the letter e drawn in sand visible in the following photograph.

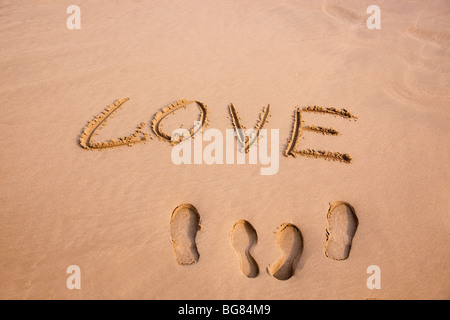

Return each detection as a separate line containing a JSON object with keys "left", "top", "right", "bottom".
{"left": 268, "top": 223, "right": 303, "bottom": 281}
{"left": 230, "top": 220, "right": 259, "bottom": 278}
{"left": 170, "top": 204, "right": 201, "bottom": 265}
{"left": 324, "top": 201, "right": 358, "bottom": 260}
{"left": 284, "top": 106, "right": 357, "bottom": 163}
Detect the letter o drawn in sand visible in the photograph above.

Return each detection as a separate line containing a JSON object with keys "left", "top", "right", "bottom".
{"left": 170, "top": 203, "right": 201, "bottom": 265}
{"left": 151, "top": 99, "right": 209, "bottom": 145}
{"left": 268, "top": 223, "right": 303, "bottom": 281}
{"left": 324, "top": 201, "right": 358, "bottom": 261}
{"left": 230, "top": 220, "right": 259, "bottom": 278}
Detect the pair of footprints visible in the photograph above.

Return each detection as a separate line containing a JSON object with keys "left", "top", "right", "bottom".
{"left": 170, "top": 202, "right": 358, "bottom": 281}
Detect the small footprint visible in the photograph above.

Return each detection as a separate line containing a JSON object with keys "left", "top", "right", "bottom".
{"left": 268, "top": 223, "right": 303, "bottom": 281}
{"left": 324, "top": 201, "right": 358, "bottom": 261}
{"left": 230, "top": 220, "right": 259, "bottom": 278}
{"left": 170, "top": 203, "right": 201, "bottom": 265}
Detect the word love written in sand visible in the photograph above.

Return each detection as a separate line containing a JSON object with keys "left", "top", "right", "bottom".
{"left": 79, "top": 98, "right": 357, "bottom": 164}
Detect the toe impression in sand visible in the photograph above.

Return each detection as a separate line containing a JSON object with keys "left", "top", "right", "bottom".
{"left": 230, "top": 220, "right": 259, "bottom": 278}
{"left": 324, "top": 201, "right": 358, "bottom": 261}
{"left": 268, "top": 223, "right": 303, "bottom": 281}
{"left": 170, "top": 204, "right": 201, "bottom": 265}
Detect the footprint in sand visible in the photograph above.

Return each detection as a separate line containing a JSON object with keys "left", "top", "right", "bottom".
{"left": 170, "top": 203, "right": 201, "bottom": 265}
{"left": 268, "top": 223, "right": 303, "bottom": 281}
{"left": 324, "top": 201, "right": 358, "bottom": 261}
{"left": 230, "top": 220, "right": 259, "bottom": 278}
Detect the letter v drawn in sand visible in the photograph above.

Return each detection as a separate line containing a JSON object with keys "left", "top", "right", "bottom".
{"left": 228, "top": 103, "right": 271, "bottom": 153}
{"left": 268, "top": 223, "right": 303, "bottom": 281}
{"left": 324, "top": 201, "right": 358, "bottom": 260}
{"left": 170, "top": 204, "right": 201, "bottom": 265}
{"left": 230, "top": 220, "right": 259, "bottom": 278}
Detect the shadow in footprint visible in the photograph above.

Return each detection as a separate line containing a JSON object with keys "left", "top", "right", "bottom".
{"left": 231, "top": 220, "right": 259, "bottom": 278}
{"left": 170, "top": 203, "right": 201, "bottom": 265}
{"left": 324, "top": 201, "right": 358, "bottom": 261}
{"left": 268, "top": 223, "right": 303, "bottom": 281}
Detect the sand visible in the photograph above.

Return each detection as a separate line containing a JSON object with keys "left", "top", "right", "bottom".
{"left": 0, "top": 0, "right": 449, "bottom": 299}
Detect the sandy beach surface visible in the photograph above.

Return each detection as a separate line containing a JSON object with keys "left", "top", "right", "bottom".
{"left": 0, "top": 0, "right": 449, "bottom": 299}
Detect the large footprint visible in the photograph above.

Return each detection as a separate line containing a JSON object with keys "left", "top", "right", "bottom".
{"left": 324, "top": 201, "right": 358, "bottom": 260}
{"left": 230, "top": 220, "right": 259, "bottom": 278}
{"left": 170, "top": 203, "right": 201, "bottom": 265}
{"left": 268, "top": 223, "right": 303, "bottom": 281}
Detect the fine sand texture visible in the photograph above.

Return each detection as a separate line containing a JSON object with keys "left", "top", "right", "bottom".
{"left": 0, "top": 0, "right": 449, "bottom": 299}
